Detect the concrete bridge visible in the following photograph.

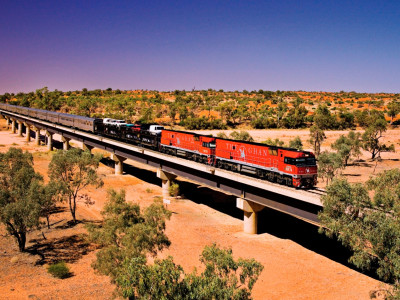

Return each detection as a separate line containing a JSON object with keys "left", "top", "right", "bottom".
{"left": 0, "top": 110, "right": 324, "bottom": 234}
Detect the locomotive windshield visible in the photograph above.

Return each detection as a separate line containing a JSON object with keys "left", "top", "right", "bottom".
{"left": 285, "top": 157, "right": 316, "bottom": 166}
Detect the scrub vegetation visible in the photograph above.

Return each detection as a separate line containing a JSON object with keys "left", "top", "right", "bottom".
{"left": 1, "top": 87, "right": 400, "bottom": 130}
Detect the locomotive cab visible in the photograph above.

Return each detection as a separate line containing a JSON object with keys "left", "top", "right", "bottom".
{"left": 283, "top": 153, "right": 317, "bottom": 188}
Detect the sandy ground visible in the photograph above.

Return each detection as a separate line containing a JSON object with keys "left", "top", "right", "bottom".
{"left": 0, "top": 118, "right": 393, "bottom": 299}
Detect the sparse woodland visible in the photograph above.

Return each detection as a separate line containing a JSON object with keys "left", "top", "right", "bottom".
{"left": 2, "top": 87, "right": 400, "bottom": 298}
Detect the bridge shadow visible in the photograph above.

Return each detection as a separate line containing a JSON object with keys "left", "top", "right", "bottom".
{"left": 257, "top": 208, "right": 379, "bottom": 280}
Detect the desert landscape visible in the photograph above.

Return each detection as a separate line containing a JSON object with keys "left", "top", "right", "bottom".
{"left": 0, "top": 117, "right": 396, "bottom": 299}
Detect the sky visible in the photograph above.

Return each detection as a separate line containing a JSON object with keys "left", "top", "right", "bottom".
{"left": 0, "top": 0, "right": 399, "bottom": 94}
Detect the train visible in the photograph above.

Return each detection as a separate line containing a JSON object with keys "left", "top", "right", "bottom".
{"left": 0, "top": 103, "right": 318, "bottom": 188}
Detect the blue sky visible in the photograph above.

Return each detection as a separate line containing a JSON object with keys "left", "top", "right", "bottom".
{"left": 1, "top": 0, "right": 399, "bottom": 94}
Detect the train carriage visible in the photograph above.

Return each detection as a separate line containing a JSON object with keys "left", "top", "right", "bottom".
{"left": 73, "top": 115, "right": 102, "bottom": 133}
{"left": 58, "top": 113, "right": 74, "bottom": 127}
{"left": 46, "top": 111, "right": 60, "bottom": 124}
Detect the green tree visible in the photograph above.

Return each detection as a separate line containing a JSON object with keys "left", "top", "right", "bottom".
{"left": 49, "top": 148, "right": 103, "bottom": 224}
{"left": 362, "top": 118, "right": 394, "bottom": 160}
{"left": 229, "top": 131, "right": 254, "bottom": 142}
{"left": 87, "top": 189, "right": 172, "bottom": 284}
{"left": 40, "top": 181, "right": 63, "bottom": 229}
{"left": 387, "top": 100, "right": 400, "bottom": 124}
{"left": 313, "top": 104, "right": 337, "bottom": 129}
{"left": 288, "top": 136, "right": 303, "bottom": 150}
{"left": 115, "top": 243, "right": 264, "bottom": 300}
{"left": 331, "top": 131, "right": 361, "bottom": 166}
{"left": 89, "top": 189, "right": 263, "bottom": 299}
{"left": 319, "top": 171, "right": 400, "bottom": 298}
{"left": 317, "top": 151, "right": 344, "bottom": 184}
{"left": 0, "top": 148, "right": 43, "bottom": 251}
{"left": 309, "top": 125, "right": 326, "bottom": 157}
{"left": 262, "top": 138, "right": 285, "bottom": 147}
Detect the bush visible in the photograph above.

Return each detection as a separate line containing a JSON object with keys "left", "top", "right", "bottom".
{"left": 47, "top": 261, "right": 70, "bottom": 279}
{"left": 169, "top": 182, "right": 179, "bottom": 197}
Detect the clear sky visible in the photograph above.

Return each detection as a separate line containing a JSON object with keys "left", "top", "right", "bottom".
{"left": 1, "top": 0, "right": 399, "bottom": 94}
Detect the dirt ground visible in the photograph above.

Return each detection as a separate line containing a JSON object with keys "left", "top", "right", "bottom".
{"left": 0, "top": 118, "right": 395, "bottom": 299}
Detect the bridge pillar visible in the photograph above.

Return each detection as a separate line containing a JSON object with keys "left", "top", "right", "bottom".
{"left": 83, "top": 143, "right": 93, "bottom": 153}
{"left": 45, "top": 130, "right": 53, "bottom": 151}
{"left": 24, "top": 123, "right": 31, "bottom": 142}
{"left": 157, "top": 169, "right": 177, "bottom": 200}
{"left": 11, "top": 119, "right": 16, "bottom": 133}
{"left": 33, "top": 127, "right": 41, "bottom": 146}
{"left": 236, "top": 198, "right": 264, "bottom": 234}
{"left": 17, "top": 121, "right": 23, "bottom": 137}
{"left": 111, "top": 154, "right": 127, "bottom": 175}
{"left": 61, "top": 136, "right": 70, "bottom": 150}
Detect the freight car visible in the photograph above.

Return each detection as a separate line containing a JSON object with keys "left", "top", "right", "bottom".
{"left": 0, "top": 103, "right": 317, "bottom": 188}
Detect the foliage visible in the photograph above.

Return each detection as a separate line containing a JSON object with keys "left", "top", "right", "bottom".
{"left": 183, "top": 117, "right": 226, "bottom": 130}
{"left": 47, "top": 261, "right": 70, "bottom": 279}
{"left": 331, "top": 131, "right": 361, "bottom": 165}
{"left": 217, "top": 132, "right": 228, "bottom": 139}
{"left": 0, "top": 148, "right": 43, "bottom": 251}
{"left": 387, "top": 100, "right": 400, "bottom": 124}
{"left": 89, "top": 190, "right": 263, "bottom": 299}
{"left": 115, "top": 243, "right": 264, "bottom": 300}
{"left": 168, "top": 182, "right": 179, "bottom": 197}
{"left": 262, "top": 138, "right": 285, "bottom": 147}
{"left": 229, "top": 131, "right": 254, "bottom": 142}
{"left": 313, "top": 105, "right": 337, "bottom": 129}
{"left": 361, "top": 117, "right": 394, "bottom": 160}
{"left": 251, "top": 117, "right": 277, "bottom": 129}
{"left": 87, "top": 189, "right": 172, "bottom": 281}
{"left": 39, "top": 181, "right": 63, "bottom": 229}
{"left": 309, "top": 125, "right": 326, "bottom": 157}
{"left": 317, "top": 151, "right": 344, "bottom": 184}
{"left": 48, "top": 148, "right": 103, "bottom": 223}
{"left": 319, "top": 171, "right": 400, "bottom": 298}
{"left": 288, "top": 136, "right": 303, "bottom": 150}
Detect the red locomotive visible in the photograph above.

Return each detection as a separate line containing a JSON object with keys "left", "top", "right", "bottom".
{"left": 160, "top": 130, "right": 216, "bottom": 164}
{"left": 160, "top": 129, "right": 317, "bottom": 188}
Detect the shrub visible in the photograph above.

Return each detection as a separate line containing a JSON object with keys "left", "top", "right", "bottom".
{"left": 169, "top": 182, "right": 179, "bottom": 197}
{"left": 47, "top": 261, "right": 70, "bottom": 279}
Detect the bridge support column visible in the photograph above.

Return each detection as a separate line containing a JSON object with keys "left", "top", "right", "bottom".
{"left": 33, "top": 127, "right": 41, "bottom": 146}
{"left": 157, "top": 169, "right": 177, "bottom": 200}
{"left": 61, "top": 136, "right": 70, "bottom": 150}
{"left": 11, "top": 119, "right": 16, "bottom": 133}
{"left": 111, "top": 154, "right": 126, "bottom": 175}
{"left": 236, "top": 198, "right": 264, "bottom": 234}
{"left": 17, "top": 121, "right": 23, "bottom": 137}
{"left": 24, "top": 123, "right": 31, "bottom": 142}
{"left": 83, "top": 143, "right": 93, "bottom": 153}
{"left": 45, "top": 130, "right": 53, "bottom": 151}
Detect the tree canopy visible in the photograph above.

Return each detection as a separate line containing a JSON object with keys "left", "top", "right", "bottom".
{"left": 48, "top": 148, "right": 103, "bottom": 223}
{"left": 319, "top": 170, "right": 400, "bottom": 298}
{"left": 0, "top": 148, "right": 43, "bottom": 251}
{"left": 88, "top": 189, "right": 263, "bottom": 299}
